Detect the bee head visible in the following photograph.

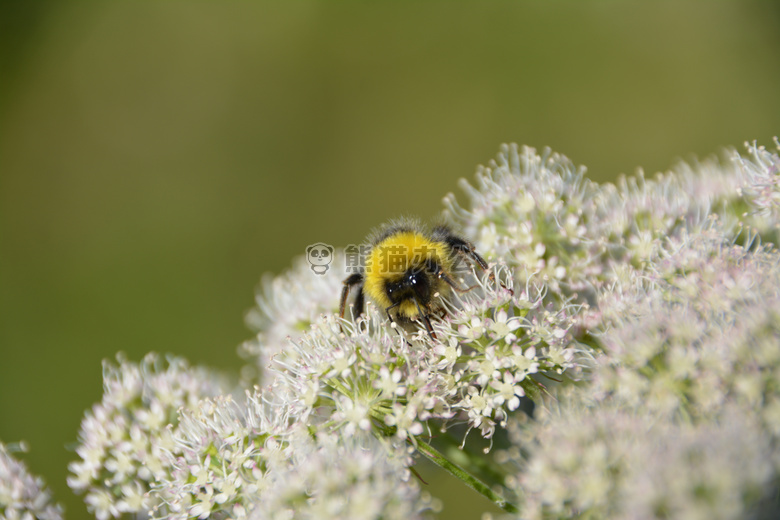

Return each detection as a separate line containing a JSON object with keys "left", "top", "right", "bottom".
{"left": 385, "top": 267, "right": 432, "bottom": 305}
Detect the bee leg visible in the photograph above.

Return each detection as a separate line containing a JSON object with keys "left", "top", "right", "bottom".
{"left": 385, "top": 303, "right": 417, "bottom": 347}
{"left": 384, "top": 301, "right": 406, "bottom": 337}
{"left": 426, "top": 258, "right": 478, "bottom": 293}
{"left": 382, "top": 300, "right": 400, "bottom": 323}
{"left": 353, "top": 286, "right": 365, "bottom": 321}
{"left": 412, "top": 297, "right": 437, "bottom": 340}
{"left": 340, "top": 273, "right": 364, "bottom": 333}
{"left": 446, "top": 237, "right": 512, "bottom": 295}
{"left": 440, "top": 270, "right": 479, "bottom": 293}
{"left": 422, "top": 314, "right": 436, "bottom": 340}
{"left": 340, "top": 273, "right": 364, "bottom": 319}
{"left": 443, "top": 236, "right": 489, "bottom": 271}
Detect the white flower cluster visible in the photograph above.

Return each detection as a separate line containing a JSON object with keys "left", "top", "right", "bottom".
{"left": 593, "top": 228, "right": 780, "bottom": 427}
{"left": 150, "top": 392, "right": 295, "bottom": 519}
{"left": 65, "top": 139, "right": 780, "bottom": 519}
{"left": 240, "top": 252, "right": 348, "bottom": 383}
{"left": 736, "top": 138, "right": 780, "bottom": 232}
{"left": 445, "top": 145, "right": 599, "bottom": 299}
{"left": 68, "top": 353, "right": 227, "bottom": 520}
{"left": 514, "top": 400, "right": 777, "bottom": 520}
{"left": 0, "top": 442, "right": 63, "bottom": 520}
{"left": 445, "top": 142, "right": 780, "bottom": 331}
{"left": 248, "top": 431, "right": 426, "bottom": 520}
{"left": 149, "top": 392, "right": 428, "bottom": 520}
{"left": 500, "top": 140, "right": 780, "bottom": 519}
{"left": 69, "top": 359, "right": 430, "bottom": 520}
{"left": 268, "top": 262, "right": 577, "bottom": 443}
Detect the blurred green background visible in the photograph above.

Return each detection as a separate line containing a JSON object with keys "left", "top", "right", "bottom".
{"left": 1, "top": 1, "right": 778, "bottom": 518}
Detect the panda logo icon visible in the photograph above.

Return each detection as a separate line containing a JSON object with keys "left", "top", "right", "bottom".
{"left": 306, "top": 243, "right": 334, "bottom": 275}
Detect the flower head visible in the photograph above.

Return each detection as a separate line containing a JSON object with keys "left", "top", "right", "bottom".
{"left": 511, "top": 399, "right": 778, "bottom": 520}
{"left": 149, "top": 389, "right": 428, "bottom": 520}
{"left": 67, "top": 139, "right": 780, "bottom": 519}
{"left": 0, "top": 442, "right": 63, "bottom": 520}
{"left": 68, "top": 353, "right": 227, "bottom": 520}
{"left": 592, "top": 227, "right": 780, "bottom": 428}
{"left": 249, "top": 431, "right": 428, "bottom": 520}
{"left": 240, "top": 251, "right": 349, "bottom": 385}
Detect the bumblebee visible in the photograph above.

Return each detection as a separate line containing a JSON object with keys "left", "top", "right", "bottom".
{"left": 339, "top": 219, "right": 489, "bottom": 338}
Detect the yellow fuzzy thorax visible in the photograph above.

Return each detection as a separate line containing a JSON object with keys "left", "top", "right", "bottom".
{"left": 363, "top": 231, "right": 453, "bottom": 318}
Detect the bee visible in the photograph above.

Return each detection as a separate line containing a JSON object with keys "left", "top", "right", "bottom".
{"left": 339, "top": 219, "right": 489, "bottom": 339}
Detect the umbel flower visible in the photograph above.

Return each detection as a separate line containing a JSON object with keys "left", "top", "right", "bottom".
{"left": 511, "top": 398, "right": 778, "bottom": 520}
{"left": 137, "top": 390, "right": 430, "bottom": 520}
{"left": 67, "top": 353, "right": 228, "bottom": 520}
{"left": 592, "top": 226, "right": 780, "bottom": 427}
{"left": 0, "top": 442, "right": 63, "bottom": 520}
{"left": 240, "top": 251, "right": 349, "bottom": 383}
{"left": 67, "top": 139, "right": 780, "bottom": 519}
{"left": 269, "top": 263, "right": 576, "bottom": 444}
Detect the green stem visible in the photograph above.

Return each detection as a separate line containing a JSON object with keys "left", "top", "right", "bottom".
{"left": 436, "top": 431, "right": 509, "bottom": 488}
{"left": 414, "top": 438, "right": 519, "bottom": 514}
